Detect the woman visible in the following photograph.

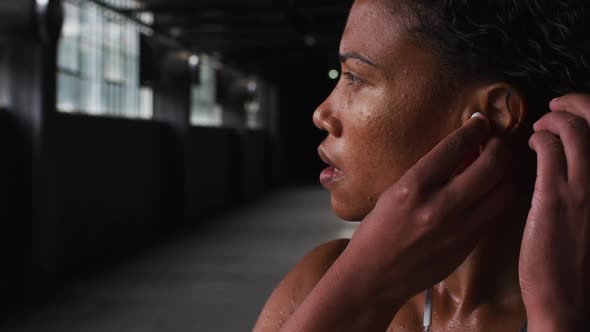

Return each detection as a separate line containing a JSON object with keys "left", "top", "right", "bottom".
{"left": 255, "top": 0, "right": 590, "bottom": 331}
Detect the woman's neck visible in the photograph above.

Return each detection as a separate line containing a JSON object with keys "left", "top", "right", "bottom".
{"left": 440, "top": 173, "right": 532, "bottom": 315}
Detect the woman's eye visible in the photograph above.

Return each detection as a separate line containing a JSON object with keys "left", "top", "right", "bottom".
{"left": 342, "top": 72, "right": 362, "bottom": 85}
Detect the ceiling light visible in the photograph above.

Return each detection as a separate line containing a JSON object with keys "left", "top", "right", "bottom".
{"left": 329, "top": 70, "right": 339, "bottom": 80}
{"left": 189, "top": 55, "right": 200, "bottom": 67}
{"left": 247, "top": 78, "right": 258, "bottom": 93}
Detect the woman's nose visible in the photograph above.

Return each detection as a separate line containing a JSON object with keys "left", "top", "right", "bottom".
{"left": 313, "top": 100, "right": 343, "bottom": 137}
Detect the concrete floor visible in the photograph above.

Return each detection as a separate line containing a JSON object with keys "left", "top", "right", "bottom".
{"left": 1, "top": 186, "right": 357, "bottom": 332}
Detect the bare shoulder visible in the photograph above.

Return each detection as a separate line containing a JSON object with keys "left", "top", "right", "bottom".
{"left": 386, "top": 293, "right": 423, "bottom": 332}
{"left": 253, "top": 239, "right": 350, "bottom": 332}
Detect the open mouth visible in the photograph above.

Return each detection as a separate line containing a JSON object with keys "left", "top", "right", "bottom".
{"left": 320, "top": 165, "right": 345, "bottom": 186}
{"left": 318, "top": 147, "right": 345, "bottom": 186}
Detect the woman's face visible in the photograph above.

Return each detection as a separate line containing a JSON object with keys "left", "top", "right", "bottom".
{"left": 314, "top": 0, "right": 466, "bottom": 221}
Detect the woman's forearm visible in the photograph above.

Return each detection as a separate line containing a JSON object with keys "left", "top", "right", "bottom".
{"left": 526, "top": 305, "right": 581, "bottom": 332}
{"left": 527, "top": 316, "right": 579, "bottom": 332}
{"left": 281, "top": 252, "right": 404, "bottom": 332}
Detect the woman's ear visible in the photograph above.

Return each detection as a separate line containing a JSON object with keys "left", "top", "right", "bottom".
{"left": 463, "top": 83, "right": 527, "bottom": 135}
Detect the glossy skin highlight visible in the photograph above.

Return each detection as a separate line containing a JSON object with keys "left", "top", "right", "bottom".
{"left": 313, "top": 0, "right": 461, "bottom": 221}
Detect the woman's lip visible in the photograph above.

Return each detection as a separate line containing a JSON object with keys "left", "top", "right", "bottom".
{"left": 320, "top": 166, "right": 345, "bottom": 187}
{"left": 318, "top": 146, "right": 340, "bottom": 169}
{"left": 318, "top": 146, "right": 345, "bottom": 187}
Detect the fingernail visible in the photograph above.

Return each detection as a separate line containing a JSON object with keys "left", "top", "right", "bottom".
{"left": 551, "top": 97, "right": 561, "bottom": 103}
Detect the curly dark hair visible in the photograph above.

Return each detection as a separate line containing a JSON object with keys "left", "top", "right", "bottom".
{"left": 395, "top": 0, "right": 590, "bottom": 124}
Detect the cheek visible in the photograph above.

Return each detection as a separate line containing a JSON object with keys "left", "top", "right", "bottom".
{"left": 329, "top": 82, "right": 458, "bottom": 220}
{"left": 346, "top": 98, "right": 452, "bottom": 200}
{"left": 330, "top": 117, "right": 417, "bottom": 221}
{"left": 345, "top": 109, "right": 416, "bottom": 195}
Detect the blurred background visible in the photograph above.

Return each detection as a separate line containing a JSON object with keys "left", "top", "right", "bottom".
{"left": 0, "top": 0, "right": 357, "bottom": 331}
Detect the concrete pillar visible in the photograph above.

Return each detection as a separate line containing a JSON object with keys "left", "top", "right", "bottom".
{"left": 0, "top": 0, "right": 63, "bottom": 298}
{"left": 152, "top": 50, "right": 191, "bottom": 226}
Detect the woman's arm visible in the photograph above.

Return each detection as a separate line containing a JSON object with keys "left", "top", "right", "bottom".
{"left": 254, "top": 239, "right": 350, "bottom": 332}
{"left": 279, "top": 248, "right": 406, "bottom": 332}
{"left": 281, "top": 114, "right": 517, "bottom": 331}
{"left": 261, "top": 95, "right": 590, "bottom": 331}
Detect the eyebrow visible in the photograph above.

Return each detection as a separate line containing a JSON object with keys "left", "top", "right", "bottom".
{"left": 339, "top": 52, "right": 377, "bottom": 67}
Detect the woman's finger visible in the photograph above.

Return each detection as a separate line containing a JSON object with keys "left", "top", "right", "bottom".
{"left": 529, "top": 131, "right": 567, "bottom": 189}
{"left": 534, "top": 112, "right": 590, "bottom": 185}
{"left": 406, "top": 114, "right": 491, "bottom": 191}
{"left": 550, "top": 94, "right": 590, "bottom": 122}
{"left": 440, "top": 137, "right": 511, "bottom": 212}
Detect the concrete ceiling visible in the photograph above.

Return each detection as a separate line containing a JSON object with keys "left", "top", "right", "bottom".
{"left": 129, "top": 0, "right": 353, "bottom": 74}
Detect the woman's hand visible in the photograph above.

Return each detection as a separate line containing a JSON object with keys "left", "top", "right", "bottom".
{"left": 344, "top": 113, "right": 514, "bottom": 304}
{"left": 520, "top": 94, "right": 590, "bottom": 331}
{"left": 282, "top": 114, "right": 514, "bottom": 331}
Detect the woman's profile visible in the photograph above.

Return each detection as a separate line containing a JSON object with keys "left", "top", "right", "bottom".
{"left": 255, "top": 0, "right": 590, "bottom": 331}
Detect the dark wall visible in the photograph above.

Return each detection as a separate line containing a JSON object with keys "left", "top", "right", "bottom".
{"left": 235, "top": 130, "right": 269, "bottom": 201}
{"left": 54, "top": 113, "right": 174, "bottom": 270}
{"left": 0, "top": 110, "right": 32, "bottom": 297}
{"left": 0, "top": 35, "right": 61, "bottom": 304}
{"left": 52, "top": 113, "right": 270, "bottom": 273}
{"left": 185, "top": 127, "right": 271, "bottom": 220}
{"left": 186, "top": 127, "right": 233, "bottom": 219}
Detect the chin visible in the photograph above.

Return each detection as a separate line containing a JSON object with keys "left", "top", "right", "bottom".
{"left": 330, "top": 195, "right": 373, "bottom": 222}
